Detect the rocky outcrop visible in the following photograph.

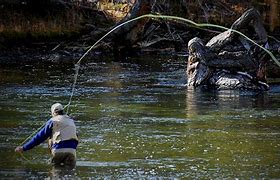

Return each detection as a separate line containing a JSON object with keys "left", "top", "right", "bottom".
{"left": 186, "top": 8, "right": 272, "bottom": 91}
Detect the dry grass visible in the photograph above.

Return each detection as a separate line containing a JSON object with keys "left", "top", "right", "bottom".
{"left": 0, "top": 8, "right": 84, "bottom": 39}
{"left": 96, "top": 1, "right": 133, "bottom": 21}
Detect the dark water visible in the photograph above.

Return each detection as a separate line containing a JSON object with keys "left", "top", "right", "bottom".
{"left": 0, "top": 55, "right": 279, "bottom": 179}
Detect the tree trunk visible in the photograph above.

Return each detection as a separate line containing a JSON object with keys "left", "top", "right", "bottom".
{"left": 108, "top": 0, "right": 152, "bottom": 59}
{"left": 110, "top": 0, "right": 151, "bottom": 45}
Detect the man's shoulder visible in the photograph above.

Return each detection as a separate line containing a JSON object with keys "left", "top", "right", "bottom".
{"left": 45, "top": 118, "right": 54, "bottom": 127}
{"left": 51, "top": 115, "right": 74, "bottom": 122}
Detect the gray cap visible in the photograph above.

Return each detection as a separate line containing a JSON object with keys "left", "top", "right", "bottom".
{"left": 51, "top": 103, "right": 64, "bottom": 115}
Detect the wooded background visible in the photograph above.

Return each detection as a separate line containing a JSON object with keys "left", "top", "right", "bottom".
{"left": 0, "top": 0, "right": 279, "bottom": 42}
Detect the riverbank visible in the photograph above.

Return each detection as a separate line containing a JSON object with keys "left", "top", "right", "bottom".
{"left": 1, "top": 1, "right": 280, "bottom": 80}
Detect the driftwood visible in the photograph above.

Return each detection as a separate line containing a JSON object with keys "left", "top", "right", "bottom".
{"left": 187, "top": 8, "right": 270, "bottom": 90}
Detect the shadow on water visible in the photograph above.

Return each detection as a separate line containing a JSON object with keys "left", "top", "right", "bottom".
{"left": 0, "top": 54, "right": 280, "bottom": 178}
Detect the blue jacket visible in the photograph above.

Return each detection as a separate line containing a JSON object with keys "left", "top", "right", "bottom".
{"left": 23, "top": 119, "right": 78, "bottom": 151}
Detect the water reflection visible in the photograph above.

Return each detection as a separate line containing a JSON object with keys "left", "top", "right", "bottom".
{"left": 49, "top": 166, "right": 77, "bottom": 179}
{"left": 185, "top": 87, "right": 275, "bottom": 119}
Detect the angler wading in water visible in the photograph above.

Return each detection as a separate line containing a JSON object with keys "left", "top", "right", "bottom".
{"left": 15, "top": 103, "right": 79, "bottom": 168}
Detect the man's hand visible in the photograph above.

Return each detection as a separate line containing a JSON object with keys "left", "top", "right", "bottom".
{"left": 15, "top": 146, "right": 24, "bottom": 153}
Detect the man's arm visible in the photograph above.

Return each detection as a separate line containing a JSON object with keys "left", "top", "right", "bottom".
{"left": 15, "top": 119, "right": 53, "bottom": 153}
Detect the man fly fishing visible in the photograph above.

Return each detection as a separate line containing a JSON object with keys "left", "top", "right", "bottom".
{"left": 15, "top": 103, "right": 78, "bottom": 168}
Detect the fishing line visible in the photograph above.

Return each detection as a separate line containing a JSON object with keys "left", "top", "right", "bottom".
{"left": 64, "top": 14, "right": 280, "bottom": 114}
{"left": 19, "top": 152, "right": 30, "bottom": 161}
{"left": 19, "top": 13, "right": 279, "bottom": 160}
{"left": 20, "top": 123, "right": 46, "bottom": 146}
{"left": 64, "top": 14, "right": 280, "bottom": 113}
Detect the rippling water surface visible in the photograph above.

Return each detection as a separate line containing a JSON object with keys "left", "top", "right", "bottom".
{"left": 0, "top": 55, "right": 279, "bottom": 179}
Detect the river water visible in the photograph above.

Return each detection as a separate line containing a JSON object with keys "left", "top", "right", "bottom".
{"left": 0, "top": 55, "right": 279, "bottom": 179}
